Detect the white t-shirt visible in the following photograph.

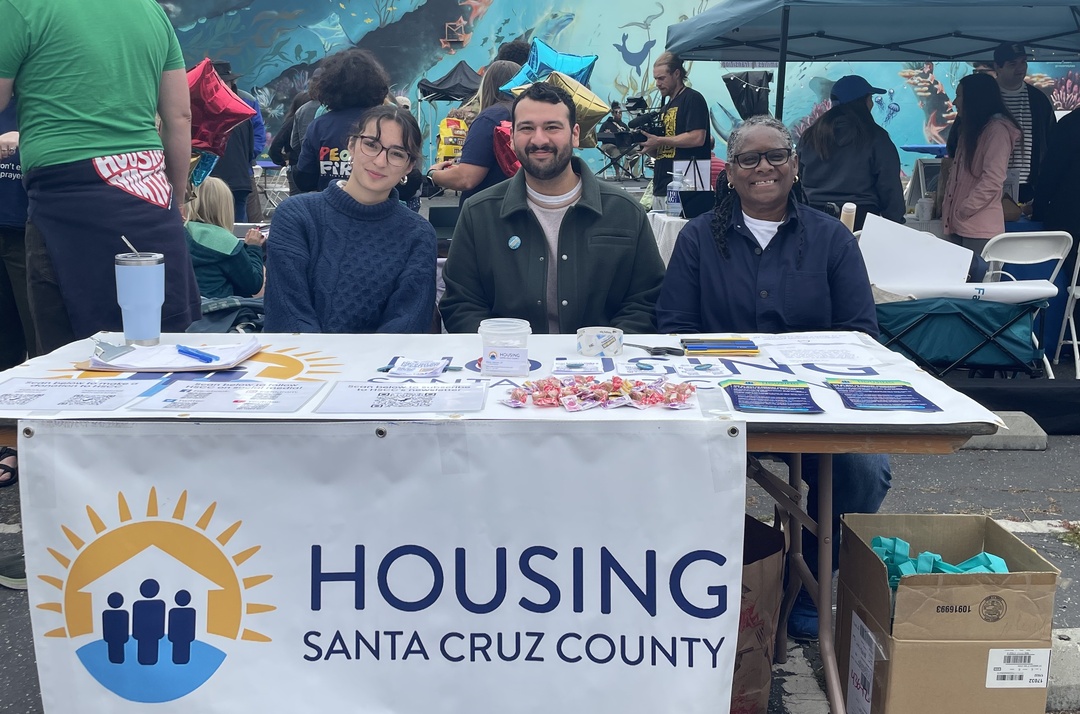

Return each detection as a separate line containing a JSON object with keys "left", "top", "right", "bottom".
{"left": 742, "top": 212, "right": 783, "bottom": 249}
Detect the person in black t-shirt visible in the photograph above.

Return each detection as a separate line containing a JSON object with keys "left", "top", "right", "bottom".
{"left": 640, "top": 52, "right": 711, "bottom": 209}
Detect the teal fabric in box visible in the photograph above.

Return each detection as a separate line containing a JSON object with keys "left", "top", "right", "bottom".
{"left": 876, "top": 298, "right": 1046, "bottom": 369}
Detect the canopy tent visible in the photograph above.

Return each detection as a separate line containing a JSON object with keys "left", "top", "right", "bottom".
{"left": 418, "top": 60, "right": 482, "bottom": 102}
{"left": 666, "top": 0, "right": 1080, "bottom": 117}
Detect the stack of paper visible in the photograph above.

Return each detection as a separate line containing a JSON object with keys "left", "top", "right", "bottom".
{"left": 86, "top": 336, "right": 262, "bottom": 372}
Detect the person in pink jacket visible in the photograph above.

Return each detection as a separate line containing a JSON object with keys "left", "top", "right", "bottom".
{"left": 942, "top": 72, "right": 1021, "bottom": 261}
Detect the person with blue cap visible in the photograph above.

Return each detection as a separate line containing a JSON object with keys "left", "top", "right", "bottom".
{"left": 796, "top": 74, "right": 905, "bottom": 230}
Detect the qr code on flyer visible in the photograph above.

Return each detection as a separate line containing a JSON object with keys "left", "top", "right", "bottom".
{"left": 0, "top": 393, "right": 41, "bottom": 406}
{"left": 58, "top": 394, "right": 113, "bottom": 407}
{"left": 372, "top": 391, "right": 436, "bottom": 409}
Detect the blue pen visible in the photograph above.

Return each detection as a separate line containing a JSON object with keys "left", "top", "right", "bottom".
{"left": 176, "top": 345, "right": 219, "bottom": 363}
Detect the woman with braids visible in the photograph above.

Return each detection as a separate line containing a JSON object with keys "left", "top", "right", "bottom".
{"left": 655, "top": 114, "right": 889, "bottom": 643}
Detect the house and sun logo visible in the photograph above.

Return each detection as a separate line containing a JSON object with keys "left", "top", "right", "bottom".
{"left": 36, "top": 489, "right": 274, "bottom": 703}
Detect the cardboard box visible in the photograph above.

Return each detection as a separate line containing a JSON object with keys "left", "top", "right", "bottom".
{"left": 837, "top": 514, "right": 1059, "bottom": 714}
{"left": 730, "top": 516, "right": 786, "bottom": 714}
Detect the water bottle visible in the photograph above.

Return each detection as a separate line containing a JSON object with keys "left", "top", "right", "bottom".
{"left": 915, "top": 196, "right": 934, "bottom": 222}
{"left": 665, "top": 171, "right": 684, "bottom": 217}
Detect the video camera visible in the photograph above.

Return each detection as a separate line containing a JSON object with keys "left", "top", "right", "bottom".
{"left": 624, "top": 96, "right": 664, "bottom": 142}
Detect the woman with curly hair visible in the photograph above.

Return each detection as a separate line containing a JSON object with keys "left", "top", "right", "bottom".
{"left": 293, "top": 48, "right": 391, "bottom": 192}
{"left": 654, "top": 114, "right": 888, "bottom": 643}
{"left": 427, "top": 59, "right": 521, "bottom": 205}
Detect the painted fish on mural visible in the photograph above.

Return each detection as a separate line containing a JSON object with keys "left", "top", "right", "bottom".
{"left": 614, "top": 33, "right": 657, "bottom": 77}
{"left": 158, "top": 0, "right": 251, "bottom": 27}
{"left": 709, "top": 102, "right": 742, "bottom": 145}
{"left": 531, "top": 12, "right": 575, "bottom": 45}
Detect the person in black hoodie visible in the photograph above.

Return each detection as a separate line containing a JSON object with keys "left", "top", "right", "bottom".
{"left": 797, "top": 75, "right": 905, "bottom": 230}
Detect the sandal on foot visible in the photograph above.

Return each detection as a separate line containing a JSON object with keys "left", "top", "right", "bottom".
{"left": 0, "top": 446, "right": 17, "bottom": 488}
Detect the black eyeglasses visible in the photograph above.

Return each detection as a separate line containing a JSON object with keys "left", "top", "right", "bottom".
{"left": 356, "top": 135, "right": 411, "bottom": 167}
{"left": 731, "top": 148, "right": 793, "bottom": 170}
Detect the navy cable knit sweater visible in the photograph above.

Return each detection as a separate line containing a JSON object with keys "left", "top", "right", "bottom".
{"left": 264, "top": 181, "right": 437, "bottom": 333}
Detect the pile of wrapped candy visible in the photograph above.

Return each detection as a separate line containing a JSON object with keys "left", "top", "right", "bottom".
{"left": 501, "top": 375, "right": 695, "bottom": 411}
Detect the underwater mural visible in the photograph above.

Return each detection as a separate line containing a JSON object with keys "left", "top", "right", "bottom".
{"left": 164, "top": 0, "right": 1079, "bottom": 173}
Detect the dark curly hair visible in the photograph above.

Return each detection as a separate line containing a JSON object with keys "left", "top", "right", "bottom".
{"left": 309, "top": 48, "right": 390, "bottom": 112}
{"left": 495, "top": 38, "right": 530, "bottom": 65}
{"left": 711, "top": 115, "right": 809, "bottom": 266}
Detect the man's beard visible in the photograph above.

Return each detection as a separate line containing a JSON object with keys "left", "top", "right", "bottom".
{"left": 517, "top": 143, "right": 572, "bottom": 181}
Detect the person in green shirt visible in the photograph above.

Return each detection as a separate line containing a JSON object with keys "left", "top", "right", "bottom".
{"left": 0, "top": 0, "right": 200, "bottom": 354}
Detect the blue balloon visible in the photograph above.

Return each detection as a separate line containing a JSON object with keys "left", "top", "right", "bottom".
{"left": 499, "top": 39, "right": 598, "bottom": 93}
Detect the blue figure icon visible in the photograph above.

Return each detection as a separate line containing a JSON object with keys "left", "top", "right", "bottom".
{"left": 101, "top": 592, "right": 129, "bottom": 664}
{"left": 132, "top": 579, "right": 166, "bottom": 665}
{"left": 168, "top": 590, "right": 197, "bottom": 665}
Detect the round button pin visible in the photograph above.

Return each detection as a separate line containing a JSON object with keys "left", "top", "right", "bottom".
{"left": 508, "top": 235, "right": 521, "bottom": 250}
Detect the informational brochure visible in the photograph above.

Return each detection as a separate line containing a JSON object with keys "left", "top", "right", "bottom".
{"left": 130, "top": 381, "right": 326, "bottom": 414}
{"left": 826, "top": 379, "right": 941, "bottom": 411}
{"left": 552, "top": 357, "right": 606, "bottom": 374}
{"left": 0, "top": 378, "right": 152, "bottom": 412}
{"left": 721, "top": 379, "right": 824, "bottom": 413}
{"left": 315, "top": 382, "right": 488, "bottom": 414}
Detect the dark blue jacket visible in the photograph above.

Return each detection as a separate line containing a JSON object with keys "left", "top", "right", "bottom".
{"left": 655, "top": 198, "right": 878, "bottom": 337}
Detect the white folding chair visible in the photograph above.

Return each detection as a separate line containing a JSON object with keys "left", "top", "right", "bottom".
{"left": 980, "top": 231, "right": 1073, "bottom": 379}
{"left": 1053, "top": 255, "right": 1080, "bottom": 375}
{"left": 981, "top": 231, "right": 1072, "bottom": 283}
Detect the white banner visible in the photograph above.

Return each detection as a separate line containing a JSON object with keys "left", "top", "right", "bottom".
{"left": 20, "top": 418, "right": 746, "bottom": 713}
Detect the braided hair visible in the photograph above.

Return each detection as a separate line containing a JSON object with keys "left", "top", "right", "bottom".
{"left": 711, "top": 115, "right": 809, "bottom": 266}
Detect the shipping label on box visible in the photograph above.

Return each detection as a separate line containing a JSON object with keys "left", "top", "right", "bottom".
{"left": 985, "top": 648, "right": 1051, "bottom": 689}
{"left": 846, "top": 611, "right": 877, "bottom": 714}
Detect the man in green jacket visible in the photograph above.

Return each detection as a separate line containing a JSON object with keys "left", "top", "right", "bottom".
{"left": 439, "top": 83, "right": 665, "bottom": 335}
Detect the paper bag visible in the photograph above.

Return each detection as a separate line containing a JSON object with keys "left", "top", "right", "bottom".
{"left": 731, "top": 516, "right": 786, "bottom": 714}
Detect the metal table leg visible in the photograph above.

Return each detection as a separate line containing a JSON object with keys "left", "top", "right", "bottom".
{"left": 817, "top": 454, "right": 845, "bottom": 714}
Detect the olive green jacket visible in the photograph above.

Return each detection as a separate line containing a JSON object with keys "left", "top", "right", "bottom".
{"left": 440, "top": 158, "right": 665, "bottom": 334}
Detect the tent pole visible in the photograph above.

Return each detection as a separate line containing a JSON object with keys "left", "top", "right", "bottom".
{"left": 775, "top": 5, "right": 790, "bottom": 119}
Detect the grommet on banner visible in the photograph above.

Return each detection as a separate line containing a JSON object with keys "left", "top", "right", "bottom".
{"left": 22, "top": 427, "right": 33, "bottom": 438}
{"left": 375, "top": 427, "right": 387, "bottom": 438}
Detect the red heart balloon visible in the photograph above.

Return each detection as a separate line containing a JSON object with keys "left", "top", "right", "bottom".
{"left": 187, "top": 58, "right": 256, "bottom": 157}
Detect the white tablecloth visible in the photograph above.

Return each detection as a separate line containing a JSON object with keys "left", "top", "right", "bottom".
{"left": 646, "top": 212, "right": 689, "bottom": 266}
